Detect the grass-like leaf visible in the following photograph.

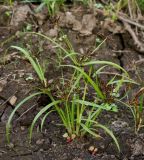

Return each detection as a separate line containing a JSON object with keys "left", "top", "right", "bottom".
{"left": 40, "top": 110, "right": 54, "bottom": 131}
{"left": 82, "top": 119, "right": 120, "bottom": 152}
{"left": 96, "top": 123, "right": 120, "bottom": 152}
{"left": 62, "top": 64, "right": 105, "bottom": 99}
{"left": 6, "top": 92, "right": 42, "bottom": 143}
{"left": 83, "top": 60, "right": 129, "bottom": 76}
{"left": 73, "top": 99, "right": 118, "bottom": 111}
{"left": 29, "top": 100, "right": 62, "bottom": 141}
{"left": 11, "top": 46, "right": 47, "bottom": 87}
{"left": 81, "top": 123, "right": 102, "bottom": 138}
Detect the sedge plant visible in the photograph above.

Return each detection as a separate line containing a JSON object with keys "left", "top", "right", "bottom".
{"left": 6, "top": 32, "right": 138, "bottom": 152}
{"left": 131, "top": 88, "right": 144, "bottom": 133}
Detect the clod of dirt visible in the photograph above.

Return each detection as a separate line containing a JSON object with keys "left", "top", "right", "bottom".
{"left": 72, "top": 19, "right": 82, "bottom": 31}
{"left": 111, "top": 120, "right": 129, "bottom": 133}
{"left": 0, "top": 5, "right": 11, "bottom": 26}
{"left": 101, "top": 154, "right": 117, "bottom": 160}
{"left": 10, "top": 5, "right": 32, "bottom": 27}
{"left": 102, "top": 18, "right": 124, "bottom": 34}
{"left": 46, "top": 26, "right": 58, "bottom": 38}
{"left": 1, "top": 107, "right": 15, "bottom": 123}
{"left": 20, "top": 126, "right": 25, "bottom": 131}
{"left": 36, "top": 139, "right": 45, "bottom": 145}
{"left": 0, "top": 79, "right": 7, "bottom": 92}
{"left": 80, "top": 14, "right": 96, "bottom": 36}
{"left": 58, "top": 12, "right": 96, "bottom": 35}
{"left": 65, "top": 11, "right": 82, "bottom": 31}
{"left": 35, "top": 12, "right": 47, "bottom": 25}
{"left": 131, "top": 134, "right": 144, "bottom": 156}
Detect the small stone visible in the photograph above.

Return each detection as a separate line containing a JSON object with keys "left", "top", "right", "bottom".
{"left": 48, "top": 79, "right": 53, "bottom": 84}
{"left": 71, "top": 134, "right": 76, "bottom": 140}
{"left": 39, "top": 148, "right": 44, "bottom": 152}
{"left": 9, "top": 95, "right": 17, "bottom": 105}
{"left": 7, "top": 143, "right": 14, "bottom": 149}
{"left": 88, "top": 145, "right": 98, "bottom": 155}
{"left": 94, "top": 147, "right": 98, "bottom": 152}
{"left": 20, "top": 126, "right": 25, "bottom": 131}
{"left": 88, "top": 146, "right": 95, "bottom": 152}
{"left": 63, "top": 132, "right": 68, "bottom": 138}
{"left": 36, "top": 139, "right": 45, "bottom": 145}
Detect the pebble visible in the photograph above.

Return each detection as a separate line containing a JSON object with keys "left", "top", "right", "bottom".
{"left": 36, "top": 139, "right": 45, "bottom": 145}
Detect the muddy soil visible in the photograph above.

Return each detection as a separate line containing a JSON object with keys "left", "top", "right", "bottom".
{"left": 0, "top": 2, "right": 144, "bottom": 160}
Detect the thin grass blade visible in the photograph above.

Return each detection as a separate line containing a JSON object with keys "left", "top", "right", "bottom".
{"left": 6, "top": 92, "right": 42, "bottom": 143}
{"left": 29, "top": 100, "right": 62, "bottom": 142}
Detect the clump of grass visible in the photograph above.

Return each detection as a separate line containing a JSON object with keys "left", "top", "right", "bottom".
{"left": 3, "top": 0, "right": 65, "bottom": 16}
{"left": 118, "top": 87, "right": 144, "bottom": 134}
{"left": 6, "top": 32, "right": 138, "bottom": 152}
{"left": 35, "top": 0, "right": 65, "bottom": 16}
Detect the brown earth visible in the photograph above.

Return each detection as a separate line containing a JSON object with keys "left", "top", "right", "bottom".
{"left": 0, "top": 2, "right": 144, "bottom": 160}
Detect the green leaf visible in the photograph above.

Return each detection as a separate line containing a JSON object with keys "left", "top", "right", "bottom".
{"left": 80, "top": 123, "right": 101, "bottom": 139}
{"left": 73, "top": 99, "right": 117, "bottom": 112}
{"left": 6, "top": 92, "right": 42, "bottom": 143}
{"left": 83, "top": 60, "right": 129, "bottom": 76}
{"left": 62, "top": 64, "right": 105, "bottom": 99}
{"left": 29, "top": 100, "right": 62, "bottom": 141}
{"left": 96, "top": 124, "right": 120, "bottom": 152}
{"left": 40, "top": 110, "right": 54, "bottom": 131}
{"left": 11, "top": 46, "right": 46, "bottom": 87}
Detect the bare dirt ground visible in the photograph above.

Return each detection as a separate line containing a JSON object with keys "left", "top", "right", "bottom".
{"left": 0, "top": 2, "right": 144, "bottom": 160}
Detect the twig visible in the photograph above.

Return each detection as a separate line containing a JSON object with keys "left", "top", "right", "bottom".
{"left": 118, "top": 15, "right": 144, "bottom": 30}
{"left": 95, "top": 8, "right": 144, "bottom": 53}
{"left": 16, "top": 103, "right": 37, "bottom": 121}
{"left": 124, "top": 22, "right": 144, "bottom": 53}
{"left": 95, "top": 8, "right": 144, "bottom": 30}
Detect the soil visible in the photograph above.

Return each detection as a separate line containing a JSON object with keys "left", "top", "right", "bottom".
{"left": 0, "top": 2, "right": 144, "bottom": 160}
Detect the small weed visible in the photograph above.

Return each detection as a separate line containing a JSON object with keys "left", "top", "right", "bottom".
{"left": 35, "top": 0, "right": 65, "bottom": 16}
{"left": 129, "top": 87, "right": 144, "bottom": 133}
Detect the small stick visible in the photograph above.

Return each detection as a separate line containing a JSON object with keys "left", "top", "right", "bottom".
{"left": 124, "top": 22, "right": 144, "bottom": 52}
